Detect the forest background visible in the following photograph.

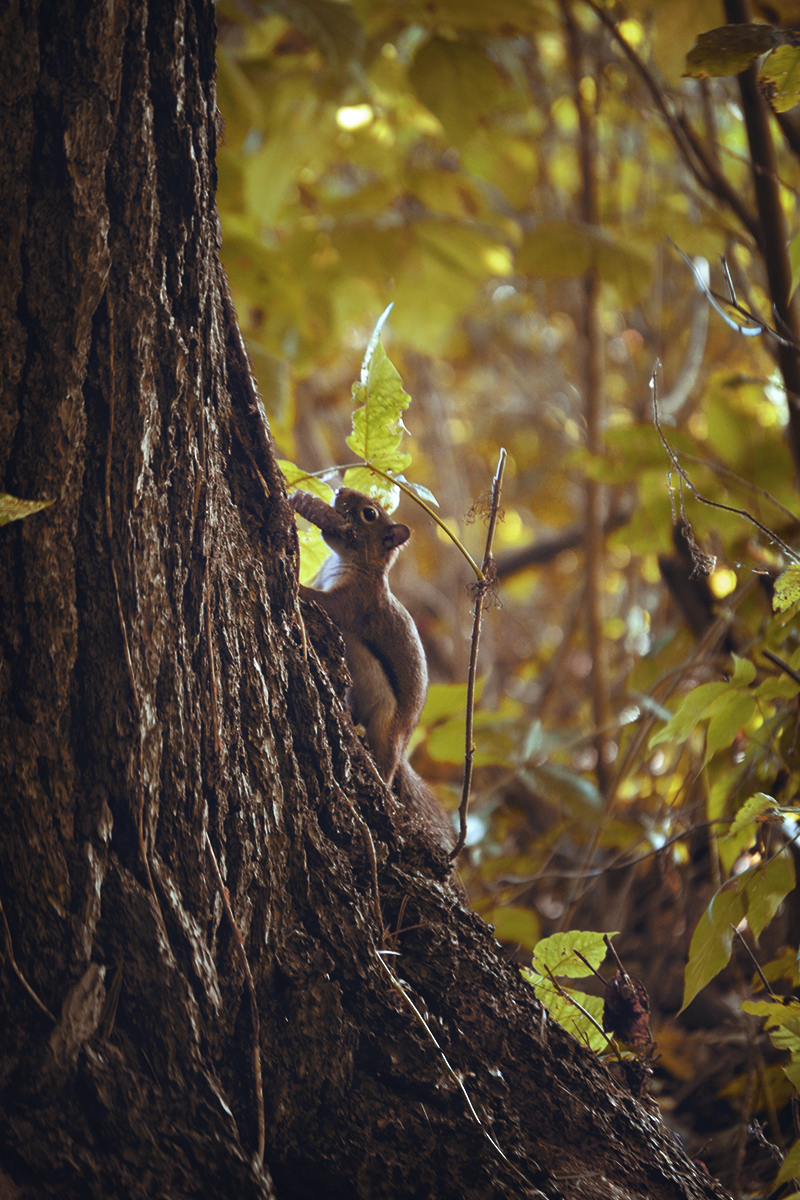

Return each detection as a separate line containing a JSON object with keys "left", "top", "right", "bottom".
{"left": 214, "top": 0, "right": 800, "bottom": 1192}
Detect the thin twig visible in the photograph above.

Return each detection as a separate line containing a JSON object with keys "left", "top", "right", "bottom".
{"left": 679, "top": 451, "right": 800, "bottom": 526}
{"left": 0, "top": 894, "right": 55, "bottom": 1022}
{"left": 540, "top": 963, "right": 620, "bottom": 1060}
{"left": 731, "top": 924, "right": 773, "bottom": 995}
{"left": 496, "top": 816, "right": 735, "bottom": 886}
{"left": 669, "top": 239, "right": 798, "bottom": 348}
{"left": 574, "top": 950, "right": 606, "bottom": 984}
{"left": 205, "top": 833, "right": 265, "bottom": 1168}
{"left": 652, "top": 363, "right": 800, "bottom": 564}
{"left": 450, "top": 450, "right": 506, "bottom": 859}
{"left": 762, "top": 649, "right": 800, "bottom": 687}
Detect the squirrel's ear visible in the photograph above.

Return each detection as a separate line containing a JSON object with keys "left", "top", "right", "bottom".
{"left": 384, "top": 523, "right": 411, "bottom": 549}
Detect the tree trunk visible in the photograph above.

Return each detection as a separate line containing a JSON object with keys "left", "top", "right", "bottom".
{"left": 0, "top": 3, "right": 731, "bottom": 1198}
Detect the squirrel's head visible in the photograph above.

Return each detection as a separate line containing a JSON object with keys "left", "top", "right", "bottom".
{"left": 327, "top": 488, "right": 410, "bottom": 569}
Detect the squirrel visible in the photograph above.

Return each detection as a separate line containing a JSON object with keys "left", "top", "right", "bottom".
{"left": 290, "top": 487, "right": 455, "bottom": 853}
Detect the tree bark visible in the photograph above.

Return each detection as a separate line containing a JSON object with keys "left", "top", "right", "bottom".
{"left": 0, "top": 2, "right": 732, "bottom": 1198}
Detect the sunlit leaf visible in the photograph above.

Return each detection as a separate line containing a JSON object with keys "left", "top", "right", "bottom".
{"left": 728, "top": 793, "right": 778, "bottom": 838}
{"left": 774, "top": 564, "right": 800, "bottom": 612}
{"left": 683, "top": 851, "right": 796, "bottom": 1010}
{"left": 278, "top": 461, "right": 335, "bottom": 502}
{"left": 730, "top": 654, "right": 757, "bottom": 687}
{"left": 649, "top": 681, "right": 730, "bottom": 748}
{"left": 759, "top": 44, "right": 800, "bottom": 111}
{"left": 529, "top": 983, "right": 608, "bottom": 1053}
{"left": 347, "top": 308, "right": 413, "bottom": 477}
{"left": 531, "top": 930, "right": 615, "bottom": 978}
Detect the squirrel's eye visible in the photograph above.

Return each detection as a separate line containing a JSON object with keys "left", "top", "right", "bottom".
{"left": 361, "top": 506, "right": 378, "bottom": 522}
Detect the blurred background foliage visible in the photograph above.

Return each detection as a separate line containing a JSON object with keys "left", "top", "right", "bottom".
{"left": 216, "top": 0, "right": 800, "bottom": 1187}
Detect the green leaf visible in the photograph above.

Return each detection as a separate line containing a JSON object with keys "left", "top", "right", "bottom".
{"left": 742, "top": 997, "right": 800, "bottom": 1035}
{"left": 278, "top": 461, "right": 335, "bottom": 501}
{"left": 281, "top": 465, "right": 336, "bottom": 583}
{"left": 648, "top": 681, "right": 730, "bottom": 748}
{"left": 516, "top": 221, "right": 652, "bottom": 306}
{"left": 730, "top": 653, "right": 757, "bottom": 686}
{"left": 774, "top": 564, "right": 800, "bottom": 612}
{"left": 728, "top": 793, "right": 778, "bottom": 838}
{"left": 0, "top": 492, "right": 54, "bottom": 526}
{"left": 746, "top": 850, "right": 795, "bottom": 940}
{"left": 347, "top": 306, "right": 413, "bottom": 478}
{"left": 704, "top": 692, "right": 756, "bottom": 763}
{"left": 529, "top": 983, "right": 608, "bottom": 1053}
{"left": 531, "top": 930, "right": 616, "bottom": 979}
{"left": 759, "top": 44, "right": 800, "bottom": 112}
{"left": 681, "top": 887, "right": 745, "bottom": 1012}
{"left": 776, "top": 1137, "right": 800, "bottom": 1186}
{"left": 341, "top": 466, "right": 399, "bottom": 512}
{"left": 684, "top": 23, "right": 782, "bottom": 79}
{"left": 682, "top": 851, "right": 796, "bottom": 1010}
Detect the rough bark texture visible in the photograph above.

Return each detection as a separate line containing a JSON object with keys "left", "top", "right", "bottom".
{"left": 0, "top": 3, "right": 732, "bottom": 1198}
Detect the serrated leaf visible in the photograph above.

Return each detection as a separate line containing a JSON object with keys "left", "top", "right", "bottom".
{"left": 347, "top": 311, "right": 414, "bottom": 477}
{"left": 684, "top": 23, "right": 782, "bottom": 79}
{"left": 729, "top": 793, "right": 778, "bottom": 838}
{"left": 341, "top": 466, "right": 399, "bottom": 512}
{"left": 774, "top": 564, "right": 800, "bottom": 612}
{"left": 516, "top": 221, "right": 652, "bottom": 306}
{"left": 531, "top": 930, "right": 616, "bottom": 978}
{"left": 0, "top": 493, "right": 54, "bottom": 526}
{"left": 759, "top": 44, "right": 800, "bottom": 112}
